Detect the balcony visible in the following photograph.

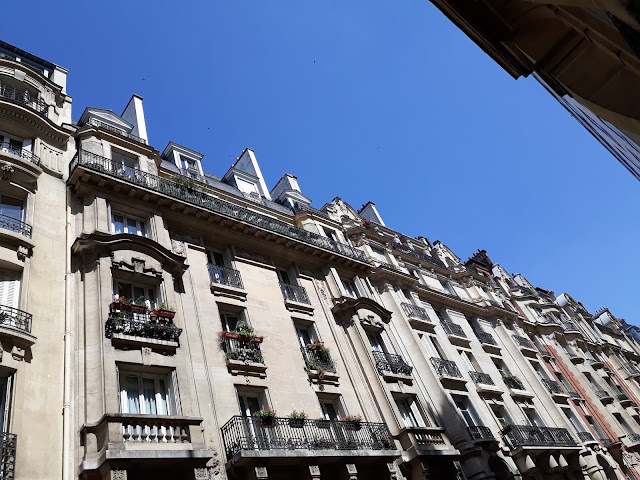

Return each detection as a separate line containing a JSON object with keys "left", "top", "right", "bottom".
{"left": 475, "top": 331, "right": 501, "bottom": 354}
{"left": 395, "top": 426, "right": 449, "bottom": 457}
{"left": 588, "top": 356, "right": 604, "bottom": 369}
{"left": 0, "top": 84, "right": 47, "bottom": 116}
{"left": 300, "top": 345, "right": 338, "bottom": 384}
{"left": 372, "top": 351, "right": 413, "bottom": 383}
{"left": 625, "top": 433, "right": 640, "bottom": 451}
{"left": 0, "top": 213, "right": 31, "bottom": 239}
{"left": 80, "top": 414, "right": 214, "bottom": 475}
{"left": 623, "top": 363, "right": 640, "bottom": 379}
{"left": 467, "top": 425, "right": 498, "bottom": 444}
{"left": 502, "top": 375, "right": 534, "bottom": 399}
{"left": 395, "top": 244, "right": 446, "bottom": 269}
{"left": 85, "top": 117, "right": 147, "bottom": 144}
{"left": 105, "top": 311, "right": 182, "bottom": 351}
{"left": 541, "top": 379, "right": 569, "bottom": 402}
{"left": 567, "top": 352, "right": 584, "bottom": 364}
{"left": 0, "top": 304, "right": 35, "bottom": 347}
{"left": 0, "top": 143, "right": 40, "bottom": 167}
{"left": 208, "top": 264, "right": 246, "bottom": 301}
{"left": 501, "top": 425, "right": 576, "bottom": 450}
{"left": 221, "top": 336, "right": 267, "bottom": 377}
{"left": 617, "top": 393, "right": 634, "bottom": 408}
{"left": 440, "top": 320, "right": 470, "bottom": 346}
{"left": 220, "top": 416, "right": 397, "bottom": 463}
{"left": 594, "top": 388, "right": 614, "bottom": 404}
{"left": 431, "top": 358, "right": 466, "bottom": 388}
{"left": 0, "top": 433, "right": 16, "bottom": 480}
{"left": 401, "top": 303, "right": 435, "bottom": 331}
{"left": 69, "top": 151, "right": 370, "bottom": 267}
{"left": 577, "top": 431, "right": 597, "bottom": 445}
{"left": 512, "top": 335, "right": 537, "bottom": 357}
{"left": 280, "top": 283, "right": 313, "bottom": 314}
{"left": 470, "top": 371, "right": 503, "bottom": 396}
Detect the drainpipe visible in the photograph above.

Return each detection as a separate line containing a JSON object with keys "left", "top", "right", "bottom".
{"left": 62, "top": 186, "right": 72, "bottom": 480}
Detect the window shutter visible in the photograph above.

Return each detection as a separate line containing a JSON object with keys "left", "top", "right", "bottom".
{"left": 0, "top": 270, "right": 20, "bottom": 308}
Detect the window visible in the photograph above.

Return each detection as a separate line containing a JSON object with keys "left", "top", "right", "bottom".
{"left": 319, "top": 397, "right": 345, "bottom": 421}
{"left": 395, "top": 396, "right": 427, "bottom": 428}
{"left": 440, "top": 279, "right": 457, "bottom": 297}
{"left": 0, "top": 195, "right": 23, "bottom": 221}
{"left": 367, "top": 332, "right": 392, "bottom": 354}
{"left": 453, "top": 396, "right": 481, "bottom": 427}
{"left": 0, "top": 374, "right": 12, "bottom": 434}
{"left": 562, "top": 407, "right": 585, "bottom": 433}
{"left": 0, "top": 269, "right": 20, "bottom": 309}
{"left": 220, "top": 311, "right": 241, "bottom": 333}
{"left": 114, "top": 280, "right": 155, "bottom": 306}
{"left": 295, "top": 323, "right": 317, "bottom": 348}
{"left": 119, "top": 371, "right": 175, "bottom": 416}
{"left": 522, "top": 406, "right": 544, "bottom": 427}
{"left": 323, "top": 227, "right": 340, "bottom": 243}
{"left": 277, "top": 269, "right": 292, "bottom": 285}
{"left": 180, "top": 155, "right": 199, "bottom": 174}
{"left": 459, "top": 350, "right": 481, "bottom": 372}
{"left": 341, "top": 277, "right": 358, "bottom": 298}
{"left": 112, "top": 212, "right": 147, "bottom": 237}
{"left": 112, "top": 149, "right": 139, "bottom": 175}
{"left": 490, "top": 404, "right": 512, "bottom": 427}
{"left": 237, "top": 391, "right": 267, "bottom": 417}
{"left": 0, "top": 134, "right": 25, "bottom": 156}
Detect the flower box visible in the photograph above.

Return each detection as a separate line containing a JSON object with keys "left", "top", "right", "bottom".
{"left": 130, "top": 304, "right": 147, "bottom": 314}
{"left": 288, "top": 418, "right": 305, "bottom": 428}
{"left": 155, "top": 309, "right": 175, "bottom": 319}
{"left": 316, "top": 419, "right": 331, "bottom": 429}
{"left": 258, "top": 416, "right": 275, "bottom": 427}
{"left": 219, "top": 331, "right": 240, "bottom": 340}
{"left": 110, "top": 301, "right": 131, "bottom": 312}
{"left": 343, "top": 422, "right": 361, "bottom": 431}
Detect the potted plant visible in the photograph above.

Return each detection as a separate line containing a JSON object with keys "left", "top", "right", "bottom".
{"left": 378, "top": 433, "right": 395, "bottom": 449}
{"left": 288, "top": 410, "right": 309, "bottom": 428}
{"left": 340, "top": 414, "right": 362, "bottom": 431}
{"left": 219, "top": 331, "right": 240, "bottom": 340}
{"left": 362, "top": 220, "right": 372, "bottom": 229}
{"left": 253, "top": 407, "right": 277, "bottom": 427}
{"left": 310, "top": 436, "right": 335, "bottom": 449}
{"left": 110, "top": 296, "right": 132, "bottom": 312}
{"left": 130, "top": 297, "right": 148, "bottom": 314}
{"left": 233, "top": 321, "right": 264, "bottom": 343}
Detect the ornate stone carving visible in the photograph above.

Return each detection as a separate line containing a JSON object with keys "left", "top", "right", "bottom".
{"left": 171, "top": 239, "right": 185, "bottom": 255}
{"left": 17, "top": 245, "right": 29, "bottom": 261}
{"left": 309, "top": 465, "right": 321, "bottom": 479}
{"left": 132, "top": 259, "right": 145, "bottom": 273}
{"left": 194, "top": 468, "right": 209, "bottom": 479}
{"left": 0, "top": 164, "right": 14, "bottom": 179}
{"left": 110, "top": 469, "right": 127, "bottom": 480}
{"left": 11, "top": 346, "right": 24, "bottom": 361}
{"left": 255, "top": 467, "right": 268, "bottom": 479}
{"left": 141, "top": 347, "right": 152, "bottom": 365}
{"left": 346, "top": 464, "right": 357, "bottom": 479}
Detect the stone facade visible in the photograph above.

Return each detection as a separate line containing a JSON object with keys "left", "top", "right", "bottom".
{"left": 0, "top": 40, "right": 640, "bottom": 480}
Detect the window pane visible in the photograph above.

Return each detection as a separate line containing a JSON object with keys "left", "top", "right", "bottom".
{"left": 126, "top": 218, "right": 138, "bottom": 236}
{"left": 139, "top": 221, "right": 146, "bottom": 237}
{"left": 116, "top": 282, "right": 133, "bottom": 300}
{"left": 124, "top": 376, "right": 141, "bottom": 414}
{"left": 0, "top": 196, "right": 23, "bottom": 220}
{"left": 113, "top": 215, "right": 125, "bottom": 234}
{"left": 157, "top": 379, "right": 169, "bottom": 415}
{"left": 142, "top": 378, "right": 157, "bottom": 415}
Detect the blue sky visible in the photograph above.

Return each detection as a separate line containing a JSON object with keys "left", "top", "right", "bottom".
{"left": 5, "top": 1, "right": 639, "bottom": 322}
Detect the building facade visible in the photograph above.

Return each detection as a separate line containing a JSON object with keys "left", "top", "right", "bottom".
{"left": 0, "top": 40, "right": 639, "bottom": 480}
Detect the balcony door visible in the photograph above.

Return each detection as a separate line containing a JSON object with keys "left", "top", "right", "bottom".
{"left": 112, "top": 150, "right": 139, "bottom": 178}
{"left": 0, "top": 375, "right": 11, "bottom": 434}
{"left": 453, "top": 396, "right": 481, "bottom": 428}
{"left": 238, "top": 392, "right": 270, "bottom": 449}
{"left": 0, "top": 195, "right": 23, "bottom": 223}
{"left": 0, "top": 270, "right": 19, "bottom": 329}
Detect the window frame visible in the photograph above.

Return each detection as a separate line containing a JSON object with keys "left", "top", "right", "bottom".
{"left": 111, "top": 211, "right": 148, "bottom": 237}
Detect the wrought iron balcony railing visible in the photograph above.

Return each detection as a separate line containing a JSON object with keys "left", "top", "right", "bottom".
{"left": 401, "top": 302, "right": 430, "bottom": 321}
{"left": 86, "top": 118, "right": 147, "bottom": 144}
{"left": 70, "top": 151, "right": 370, "bottom": 264}
{"left": 300, "top": 345, "right": 336, "bottom": 373}
{"left": 0, "top": 84, "right": 47, "bottom": 115}
{"left": 280, "top": 283, "right": 310, "bottom": 305}
{"left": 441, "top": 320, "right": 466, "bottom": 338}
{"left": 395, "top": 244, "right": 446, "bottom": 269}
{"left": 475, "top": 331, "right": 497, "bottom": 346}
{"left": 469, "top": 371, "right": 494, "bottom": 385}
{"left": 512, "top": 335, "right": 534, "bottom": 350}
{"left": 594, "top": 388, "right": 613, "bottom": 399}
{"left": 502, "top": 425, "right": 576, "bottom": 448}
{"left": 221, "top": 337, "right": 264, "bottom": 364}
{"left": 467, "top": 425, "right": 496, "bottom": 442}
{"left": 0, "top": 143, "right": 40, "bottom": 166}
{"left": 0, "top": 213, "right": 32, "bottom": 238}
{"left": 208, "top": 264, "right": 244, "bottom": 289}
{"left": 0, "top": 304, "right": 32, "bottom": 334}
{"left": 372, "top": 351, "right": 413, "bottom": 376}
{"left": 617, "top": 393, "right": 630, "bottom": 402}
{"left": 105, "top": 312, "right": 182, "bottom": 343}
{"left": 291, "top": 202, "right": 330, "bottom": 219}
{"left": 623, "top": 363, "right": 640, "bottom": 377}
{"left": 627, "top": 433, "right": 640, "bottom": 443}
{"left": 577, "top": 431, "right": 596, "bottom": 443}
{"left": 502, "top": 375, "right": 526, "bottom": 391}
{"left": 0, "top": 432, "right": 16, "bottom": 480}
{"left": 221, "top": 416, "right": 395, "bottom": 458}
{"left": 431, "top": 357, "right": 462, "bottom": 378}
{"left": 541, "top": 379, "right": 564, "bottom": 395}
